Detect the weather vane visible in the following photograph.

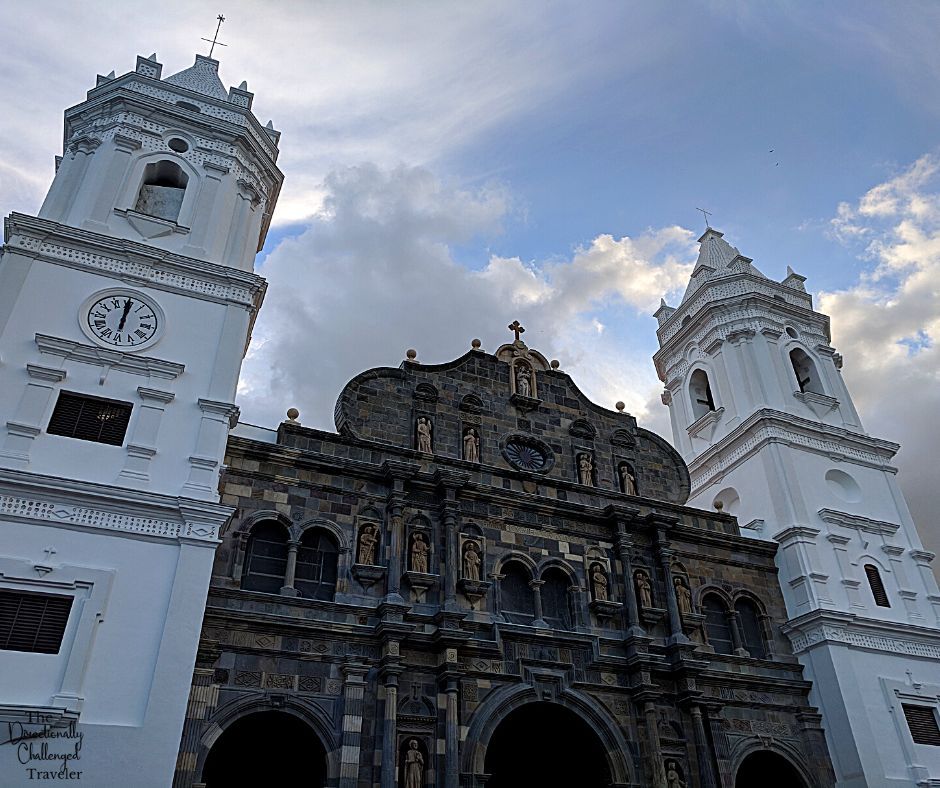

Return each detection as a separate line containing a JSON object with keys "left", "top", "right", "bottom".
{"left": 695, "top": 207, "right": 713, "bottom": 229}
{"left": 202, "top": 14, "right": 228, "bottom": 59}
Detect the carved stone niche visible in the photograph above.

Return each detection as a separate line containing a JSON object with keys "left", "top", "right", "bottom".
{"left": 496, "top": 340, "right": 550, "bottom": 412}
{"left": 457, "top": 578, "right": 492, "bottom": 610}
{"left": 634, "top": 568, "right": 665, "bottom": 626}
{"left": 681, "top": 612, "right": 706, "bottom": 639}
{"left": 586, "top": 558, "right": 621, "bottom": 620}
{"left": 458, "top": 531, "right": 491, "bottom": 609}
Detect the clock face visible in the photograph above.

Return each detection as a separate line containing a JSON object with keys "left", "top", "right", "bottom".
{"left": 83, "top": 291, "right": 161, "bottom": 349}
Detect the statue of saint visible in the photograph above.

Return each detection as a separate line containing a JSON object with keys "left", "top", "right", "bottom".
{"left": 403, "top": 739, "right": 424, "bottom": 788}
{"left": 462, "top": 541, "right": 481, "bottom": 581}
{"left": 665, "top": 761, "right": 686, "bottom": 788}
{"left": 411, "top": 533, "right": 429, "bottom": 574}
{"left": 619, "top": 463, "right": 637, "bottom": 496}
{"left": 463, "top": 428, "right": 480, "bottom": 463}
{"left": 674, "top": 577, "right": 693, "bottom": 616}
{"left": 515, "top": 365, "right": 531, "bottom": 397}
{"left": 357, "top": 524, "right": 378, "bottom": 565}
{"left": 636, "top": 571, "right": 653, "bottom": 610}
{"left": 591, "top": 563, "right": 609, "bottom": 602}
{"left": 578, "top": 453, "right": 594, "bottom": 486}
{"left": 416, "top": 417, "right": 433, "bottom": 453}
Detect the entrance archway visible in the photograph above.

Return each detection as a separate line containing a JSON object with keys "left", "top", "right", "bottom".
{"left": 735, "top": 750, "right": 808, "bottom": 788}
{"left": 484, "top": 701, "right": 611, "bottom": 788}
{"left": 202, "top": 710, "right": 327, "bottom": 787}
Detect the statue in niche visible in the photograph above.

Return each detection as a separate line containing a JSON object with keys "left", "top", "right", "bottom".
{"left": 619, "top": 463, "right": 637, "bottom": 496}
{"left": 463, "top": 428, "right": 480, "bottom": 463}
{"left": 357, "top": 524, "right": 378, "bottom": 565}
{"left": 515, "top": 364, "right": 532, "bottom": 397}
{"left": 462, "top": 540, "right": 481, "bottom": 581}
{"left": 665, "top": 761, "right": 686, "bottom": 788}
{"left": 578, "top": 453, "right": 594, "bottom": 486}
{"left": 635, "top": 571, "right": 653, "bottom": 610}
{"left": 674, "top": 577, "right": 693, "bottom": 616}
{"left": 590, "top": 563, "right": 609, "bottom": 602}
{"left": 410, "top": 532, "right": 429, "bottom": 574}
{"left": 416, "top": 417, "right": 433, "bottom": 453}
{"left": 403, "top": 739, "right": 424, "bottom": 788}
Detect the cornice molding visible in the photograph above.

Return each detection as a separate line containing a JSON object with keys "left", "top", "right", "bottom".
{"left": 817, "top": 508, "right": 900, "bottom": 536}
{"left": 688, "top": 408, "right": 900, "bottom": 495}
{"left": 36, "top": 333, "right": 185, "bottom": 380}
{"left": 4, "top": 213, "right": 267, "bottom": 310}
{"left": 0, "top": 467, "right": 231, "bottom": 544}
{"left": 782, "top": 610, "right": 940, "bottom": 660}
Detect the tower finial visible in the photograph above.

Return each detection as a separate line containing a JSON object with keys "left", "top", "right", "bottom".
{"left": 695, "top": 207, "right": 713, "bottom": 229}
{"left": 508, "top": 320, "right": 525, "bottom": 342}
{"left": 201, "top": 14, "right": 228, "bottom": 59}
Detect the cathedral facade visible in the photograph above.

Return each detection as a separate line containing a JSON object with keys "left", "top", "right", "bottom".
{"left": 172, "top": 336, "right": 834, "bottom": 788}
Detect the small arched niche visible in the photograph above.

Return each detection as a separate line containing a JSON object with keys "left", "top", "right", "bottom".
{"left": 825, "top": 468, "right": 862, "bottom": 503}
{"left": 712, "top": 486, "right": 740, "bottom": 515}
{"left": 789, "top": 348, "right": 823, "bottom": 395}
{"left": 135, "top": 160, "right": 189, "bottom": 222}
{"left": 688, "top": 369, "right": 716, "bottom": 420}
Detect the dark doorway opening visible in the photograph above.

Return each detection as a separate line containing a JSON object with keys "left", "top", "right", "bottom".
{"left": 735, "top": 750, "right": 807, "bottom": 788}
{"left": 485, "top": 702, "right": 611, "bottom": 788}
{"left": 202, "top": 710, "right": 327, "bottom": 787}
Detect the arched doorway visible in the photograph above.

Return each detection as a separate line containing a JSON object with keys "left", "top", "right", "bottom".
{"left": 484, "top": 702, "right": 611, "bottom": 788}
{"left": 202, "top": 710, "right": 327, "bottom": 787}
{"left": 735, "top": 750, "right": 808, "bottom": 788}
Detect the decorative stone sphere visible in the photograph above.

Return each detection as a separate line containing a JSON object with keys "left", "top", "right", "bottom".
{"left": 714, "top": 500, "right": 724, "bottom": 512}
{"left": 286, "top": 407, "right": 299, "bottom": 421}
{"left": 615, "top": 401, "right": 625, "bottom": 412}
{"left": 550, "top": 359, "right": 560, "bottom": 369}
{"left": 471, "top": 338, "right": 482, "bottom": 349}
{"left": 406, "top": 349, "right": 417, "bottom": 361}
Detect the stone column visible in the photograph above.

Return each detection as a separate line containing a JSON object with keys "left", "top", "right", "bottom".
{"left": 615, "top": 530, "right": 644, "bottom": 637}
{"left": 338, "top": 662, "right": 370, "bottom": 788}
{"left": 119, "top": 386, "right": 175, "bottom": 484}
{"left": 444, "top": 676, "right": 460, "bottom": 788}
{"left": 1, "top": 364, "right": 66, "bottom": 465}
{"left": 656, "top": 541, "right": 689, "bottom": 645}
{"left": 689, "top": 704, "right": 718, "bottom": 788}
{"left": 380, "top": 667, "right": 402, "bottom": 788}
{"left": 386, "top": 497, "right": 405, "bottom": 603}
{"left": 442, "top": 503, "right": 459, "bottom": 611}
{"left": 727, "top": 610, "right": 748, "bottom": 656}
{"left": 280, "top": 541, "right": 299, "bottom": 597}
{"left": 171, "top": 668, "right": 217, "bottom": 788}
{"left": 642, "top": 700, "right": 668, "bottom": 788}
{"left": 530, "top": 579, "right": 547, "bottom": 627}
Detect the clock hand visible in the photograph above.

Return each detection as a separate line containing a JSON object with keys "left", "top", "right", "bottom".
{"left": 118, "top": 298, "right": 133, "bottom": 331}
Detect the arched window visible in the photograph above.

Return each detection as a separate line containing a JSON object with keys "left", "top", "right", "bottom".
{"left": 242, "top": 521, "right": 288, "bottom": 594}
{"left": 540, "top": 568, "right": 573, "bottom": 630}
{"left": 864, "top": 564, "right": 890, "bottom": 607}
{"left": 701, "top": 595, "right": 734, "bottom": 655}
{"left": 295, "top": 529, "right": 339, "bottom": 601}
{"left": 689, "top": 369, "right": 716, "bottom": 420}
{"left": 500, "top": 562, "right": 536, "bottom": 624}
{"left": 789, "top": 348, "right": 823, "bottom": 395}
{"left": 135, "top": 160, "right": 189, "bottom": 222}
{"left": 735, "top": 598, "right": 767, "bottom": 659}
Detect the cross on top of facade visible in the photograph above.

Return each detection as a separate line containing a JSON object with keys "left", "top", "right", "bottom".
{"left": 508, "top": 320, "right": 525, "bottom": 342}
{"left": 202, "top": 14, "right": 228, "bottom": 58}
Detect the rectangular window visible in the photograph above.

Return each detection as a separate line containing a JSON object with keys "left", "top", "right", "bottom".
{"left": 903, "top": 704, "right": 940, "bottom": 746}
{"left": 47, "top": 391, "right": 132, "bottom": 446}
{"left": 0, "top": 589, "right": 73, "bottom": 654}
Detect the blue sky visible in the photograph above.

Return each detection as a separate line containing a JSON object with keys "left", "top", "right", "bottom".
{"left": 1, "top": 0, "right": 938, "bottom": 548}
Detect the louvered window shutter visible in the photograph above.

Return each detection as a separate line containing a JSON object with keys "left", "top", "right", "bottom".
{"left": 903, "top": 704, "right": 940, "bottom": 746}
{"left": 47, "top": 391, "right": 133, "bottom": 446}
{"left": 0, "top": 589, "right": 73, "bottom": 654}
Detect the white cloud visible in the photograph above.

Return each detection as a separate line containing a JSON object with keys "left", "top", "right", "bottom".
{"left": 820, "top": 153, "right": 940, "bottom": 556}
{"left": 237, "top": 163, "right": 694, "bottom": 435}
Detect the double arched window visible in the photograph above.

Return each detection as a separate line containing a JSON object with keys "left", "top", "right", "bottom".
{"left": 500, "top": 562, "right": 536, "bottom": 624}
{"left": 701, "top": 593, "right": 770, "bottom": 659}
{"left": 241, "top": 521, "right": 339, "bottom": 601}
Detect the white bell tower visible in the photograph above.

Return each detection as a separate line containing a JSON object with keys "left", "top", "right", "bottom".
{"left": 653, "top": 228, "right": 940, "bottom": 787}
{"left": 0, "top": 51, "right": 282, "bottom": 787}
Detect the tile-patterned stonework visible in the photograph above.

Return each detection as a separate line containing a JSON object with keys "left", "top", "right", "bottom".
{"left": 173, "top": 344, "right": 835, "bottom": 788}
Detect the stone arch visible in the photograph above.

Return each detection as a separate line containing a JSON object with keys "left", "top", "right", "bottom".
{"left": 536, "top": 557, "right": 579, "bottom": 584}
{"left": 297, "top": 517, "right": 350, "bottom": 552}
{"left": 459, "top": 392, "right": 484, "bottom": 413}
{"left": 413, "top": 382, "right": 439, "bottom": 403}
{"left": 688, "top": 365, "right": 718, "bottom": 421}
{"left": 121, "top": 150, "right": 201, "bottom": 226}
{"left": 784, "top": 340, "right": 825, "bottom": 395}
{"left": 461, "top": 683, "right": 635, "bottom": 785}
{"left": 694, "top": 583, "right": 733, "bottom": 609}
{"left": 493, "top": 551, "right": 537, "bottom": 577}
{"left": 730, "top": 738, "right": 816, "bottom": 788}
{"left": 196, "top": 695, "right": 339, "bottom": 785}
{"left": 569, "top": 418, "right": 597, "bottom": 439}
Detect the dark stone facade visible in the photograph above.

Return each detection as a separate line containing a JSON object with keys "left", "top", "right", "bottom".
{"left": 173, "top": 341, "right": 835, "bottom": 788}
